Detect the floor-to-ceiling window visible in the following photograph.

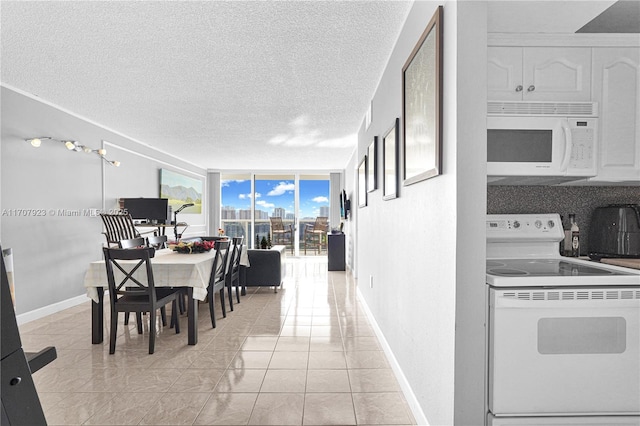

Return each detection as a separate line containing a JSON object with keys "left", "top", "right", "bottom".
{"left": 220, "top": 173, "right": 252, "bottom": 240}
{"left": 220, "top": 173, "right": 330, "bottom": 254}
{"left": 298, "top": 175, "right": 330, "bottom": 254}
{"left": 254, "top": 174, "right": 295, "bottom": 249}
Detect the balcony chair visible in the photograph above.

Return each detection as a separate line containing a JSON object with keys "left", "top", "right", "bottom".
{"left": 226, "top": 236, "right": 244, "bottom": 310}
{"left": 207, "top": 240, "right": 230, "bottom": 328}
{"left": 303, "top": 216, "right": 328, "bottom": 254}
{"left": 100, "top": 213, "right": 140, "bottom": 247}
{"left": 102, "top": 247, "right": 181, "bottom": 354}
{"left": 269, "top": 217, "right": 293, "bottom": 254}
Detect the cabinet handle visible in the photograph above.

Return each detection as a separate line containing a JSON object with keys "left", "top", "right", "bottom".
{"left": 515, "top": 85, "right": 523, "bottom": 92}
{"left": 527, "top": 85, "right": 536, "bottom": 92}
{"left": 9, "top": 377, "right": 22, "bottom": 386}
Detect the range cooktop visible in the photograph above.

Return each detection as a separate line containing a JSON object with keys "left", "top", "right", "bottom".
{"left": 486, "top": 259, "right": 633, "bottom": 278}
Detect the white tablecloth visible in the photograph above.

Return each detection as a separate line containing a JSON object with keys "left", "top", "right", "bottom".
{"left": 84, "top": 248, "right": 249, "bottom": 303}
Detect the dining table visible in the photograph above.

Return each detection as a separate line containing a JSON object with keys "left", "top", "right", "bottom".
{"left": 84, "top": 246, "right": 249, "bottom": 346}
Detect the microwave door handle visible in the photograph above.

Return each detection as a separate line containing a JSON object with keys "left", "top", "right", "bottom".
{"left": 560, "top": 121, "right": 572, "bottom": 171}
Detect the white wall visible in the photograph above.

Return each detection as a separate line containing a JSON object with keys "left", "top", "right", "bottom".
{"left": 347, "top": 2, "right": 487, "bottom": 424}
{"left": 0, "top": 86, "right": 207, "bottom": 316}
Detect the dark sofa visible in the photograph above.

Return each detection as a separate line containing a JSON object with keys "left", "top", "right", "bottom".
{"left": 239, "top": 245, "right": 286, "bottom": 294}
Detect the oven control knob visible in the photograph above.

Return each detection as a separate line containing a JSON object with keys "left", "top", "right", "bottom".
{"left": 547, "top": 220, "right": 555, "bottom": 228}
{"left": 513, "top": 220, "right": 520, "bottom": 229}
{"left": 535, "top": 220, "right": 542, "bottom": 228}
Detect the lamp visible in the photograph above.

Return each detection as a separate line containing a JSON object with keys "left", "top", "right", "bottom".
{"left": 24, "top": 136, "right": 120, "bottom": 166}
{"left": 173, "top": 203, "right": 194, "bottom": 241}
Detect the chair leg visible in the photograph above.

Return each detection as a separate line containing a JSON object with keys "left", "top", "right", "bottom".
{"left": 149, "top": 309, "right": 156, "bottom": 355}
{"left": 177, "top": 290, "right": 186, "bottom": 314}
{"left": 171, "top": 300, "right": 180, "bottom": 334}
{"left": 208, "top": 291, "right": 216, "bottom": 328}
{"left": 124, "top": 312, "right": 130, "bottom": 325}
{"left": 109, "top": 312, "right": 118, "bottom": 354}
{"left": 227, "top": 284, "right": 234, "bottom": 312}
{"left": 136, "top": 312, "right": 143, "bottom": 334}
{"left": 160, "top": 306, "right": 168, "bottom": 326}
{"left": 235, "top": 281, "right": 241, "bottom": 304}
{"left": 220, "top": 289, "right": 226, "bottom": 318}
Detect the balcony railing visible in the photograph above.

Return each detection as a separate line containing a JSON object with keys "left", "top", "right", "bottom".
{"left": 220, "top": 219, "right": 324, "bottom": 253}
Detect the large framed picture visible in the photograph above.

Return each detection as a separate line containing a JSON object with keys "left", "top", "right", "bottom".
{"left": 358, "top": 156, "right": 367, "bottom": 208}
{"left": 367, "top": 137, "right": 377, "bottom": 193}
{"left": 383, "top": 118, "right": 399, "bottom": 200}
{"left": 160, "top": 168, "right": 203, "bottom": 214}
{"left": 402, "top": 5, "right": 443, "bottom": 186}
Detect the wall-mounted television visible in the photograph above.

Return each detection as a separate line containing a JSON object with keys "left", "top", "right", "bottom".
{"left": 340, "top": 190, "right": 350, "bottom": 220}
{"left": 122, "top": 198, "right": 169, "bottom": 224}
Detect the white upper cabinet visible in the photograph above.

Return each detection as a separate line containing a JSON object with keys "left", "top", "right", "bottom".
{"left": 590, "top": 47, "right": 640, "bottom": 183}
{"left": 489, "top": 47, "right": 592, "bottom": 101}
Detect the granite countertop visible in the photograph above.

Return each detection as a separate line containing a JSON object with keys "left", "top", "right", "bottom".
{"left": 599, "top": 258, "right": 640, "bottom": 270}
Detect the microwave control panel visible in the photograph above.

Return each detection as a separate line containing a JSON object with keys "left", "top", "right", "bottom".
{"left": 568, "top": 118, "right": 596, "bottom": 170}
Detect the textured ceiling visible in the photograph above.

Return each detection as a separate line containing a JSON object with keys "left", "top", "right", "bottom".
{"left": 1, "top": 1, "right": 413, "bottom": 170}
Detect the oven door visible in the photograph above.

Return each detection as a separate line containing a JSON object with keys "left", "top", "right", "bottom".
{"left": 489, "top": 287, "right": 640, "bottom": 416}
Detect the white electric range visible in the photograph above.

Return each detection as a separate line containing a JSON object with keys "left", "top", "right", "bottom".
{"left": 486, "top": 214, "right": 640, "bottom": 426}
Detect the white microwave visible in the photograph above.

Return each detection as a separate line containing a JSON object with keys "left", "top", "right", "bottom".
{"left": 487, "top": 102, "right": 598, "bottom": 180}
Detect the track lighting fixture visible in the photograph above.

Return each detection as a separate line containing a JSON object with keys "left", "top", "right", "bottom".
{"left": 24, "top": 137, "right": 120, "bottom": 166}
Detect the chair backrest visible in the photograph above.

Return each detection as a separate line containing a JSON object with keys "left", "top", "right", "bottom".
{"left": 102, "top": 247, "right": 157, "bottom": 307}
{"left": 209, "top": 240, "right": 230, "bottom": 289}
{"left": 100, "top": 213, "right": 140, "bottom": 246}
{"left": 270, "top": 217, "right": 285, "bottom": 232}
{"left": 147, "top": 235, "right": 168, "bottom": 249}
{"left": 314, "top": 216, "right": 329, "bottom": 231}
{"left": 229, "top": 236, "right": 244, "bottom": 274}
{"left": 118, "top": 237, "right": 146, "bottom": 249}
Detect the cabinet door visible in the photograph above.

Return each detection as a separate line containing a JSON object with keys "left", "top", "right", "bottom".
{"left": 591, "top": 47, "right": 640, "bottom": 182}
{"left": 523, "top": 47, "right": 592, "bottom": 101}
{"left": 488, "top": 47, "right": 523, "bottom": 101}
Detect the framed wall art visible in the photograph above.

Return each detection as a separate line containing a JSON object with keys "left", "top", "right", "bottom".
{"left": 160, "top": 168, "right": 203, "bottom": 214}
{"left": 383, "top": 118, "right": 399, "bottom": 200}
{"left": 402, "top": 5, "right": 443, "bottom": 186}
{"left": 367, "top": 136, "right": 377, "bottom": 193}
{"left": 358, "top": 156, "right": 367, "bottom": 208}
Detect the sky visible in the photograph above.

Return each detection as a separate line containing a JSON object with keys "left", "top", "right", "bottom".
{"left": 221, "top": 178, "right": 330, "bottom": 219}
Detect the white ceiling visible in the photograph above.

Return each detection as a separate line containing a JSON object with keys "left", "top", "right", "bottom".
{"left": 1, "top": 1, "right": 629, "bottom": 171}
{"left": 1, "top": 1, "right": 413, "bottom": 171}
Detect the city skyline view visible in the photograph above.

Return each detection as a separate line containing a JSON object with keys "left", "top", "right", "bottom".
{"left": 221, "top": 178, "right": 330, "bottom": 219}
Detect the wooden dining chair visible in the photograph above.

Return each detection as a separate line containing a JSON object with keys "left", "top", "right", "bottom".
{"left": 303, "top": 216, "right": 328, "bottom": 254}
{"left": 102, "top": 247, "right": 181, "bottom": 354}
{"left": 225, "top": 236, "right": 244, "bottom": 310}
{"left": 100, "top": 213, "right": 140, "bottom": 247}
{"left": 147, "top": 235, "right": 168, "bottom": 249}
{"left": 207, "top": 240, "right": 230, "bottom": 328}
{"left": 118, "top": 237, "right": 146, "bottom": 249}
{"left": 147, "top": 234, "right": 187, "bottom": 315}
{"left": 269, "top": 217, "right": 293, "bottom": 254}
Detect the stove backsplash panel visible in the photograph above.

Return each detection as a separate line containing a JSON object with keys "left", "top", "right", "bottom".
{"left": 487, "top": 186, "right": 640, "bottom": 256}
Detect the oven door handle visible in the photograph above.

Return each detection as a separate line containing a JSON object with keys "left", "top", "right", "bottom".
{"left": 496, "top": 296, "right": 640, "bottom": 309}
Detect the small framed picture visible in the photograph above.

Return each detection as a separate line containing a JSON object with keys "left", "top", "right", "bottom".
{"left": 367, "top": 137, "right": 377, "bottom": 193}
{"left": 383, "top": 118, "right": 399, "bottom": 200}
{"left": 358, "top": 156, "right": 367, "bottom": 208}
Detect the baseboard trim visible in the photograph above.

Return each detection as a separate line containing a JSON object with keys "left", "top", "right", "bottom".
{"left": 16, "top": 294, "right": 88, "bottom": 325}
{"left": 356, "top": 286, "right": 429, "bottom": 426}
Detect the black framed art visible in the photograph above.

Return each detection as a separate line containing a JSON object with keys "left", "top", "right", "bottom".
{"left": 402, "top": 5, "right": 443, "bottom": 186}
{"left": 358, "top": 156, "right": 367, "bottom": 208}
{"left": 367, "top": 137, "right": 377, "bottom": 193}
{"left": 383, "top": 118, "right": 399, "bottom": 200}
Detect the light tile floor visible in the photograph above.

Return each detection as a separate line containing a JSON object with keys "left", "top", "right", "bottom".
{"left": 20, "top": 257, "right": 416, "bottom": 425}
